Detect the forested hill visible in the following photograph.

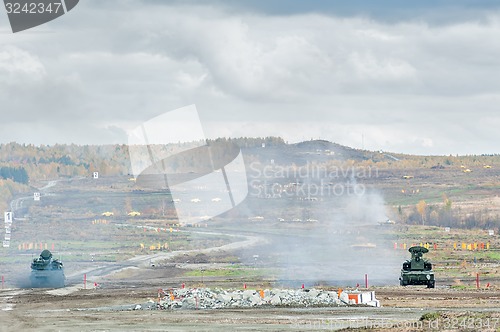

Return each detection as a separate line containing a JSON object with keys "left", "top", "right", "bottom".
{"left": 1, "top": 138, "right": 499, "bottom": 212}
{"left": 1, "top": 138, "right": 499, "bottom": 181}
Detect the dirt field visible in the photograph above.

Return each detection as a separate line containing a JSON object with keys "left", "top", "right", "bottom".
{"left": 1, "top": 241, "right": 500, "bottom": 332}
{"left": 1, "top": 164, "right": 499, "bottom": 331}
{"left": 2, "top": 279, "right": 500, "bottom": 331}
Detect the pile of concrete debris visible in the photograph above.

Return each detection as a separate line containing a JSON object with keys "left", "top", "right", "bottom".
{"left": 157, "top": 288, "right": 379, "bottom": 310}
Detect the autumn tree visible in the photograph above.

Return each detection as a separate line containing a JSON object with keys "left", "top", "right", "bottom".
{"left": 416, "top": 200, "right": 427, "bottom": 225}
{"left": 443, "top": 195, "right": 452, "bottom": 211}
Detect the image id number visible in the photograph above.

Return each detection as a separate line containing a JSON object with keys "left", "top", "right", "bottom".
{"left": 5, "top": 2, "right": 63, "bottom": 14}
{"left": 442, "top": 317, "right": 498, "bottom": 329}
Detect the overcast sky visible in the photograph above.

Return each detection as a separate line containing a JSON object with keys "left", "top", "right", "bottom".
{"left": 1, "top": 0, "right": 499, "bottom": 155}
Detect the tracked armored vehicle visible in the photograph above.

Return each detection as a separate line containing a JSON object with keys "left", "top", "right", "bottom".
{"left": 399, "top": 246, "right": 435, "bottom": 288}
{"left": 30, "top": 249, "right": 65, "bottom": 288}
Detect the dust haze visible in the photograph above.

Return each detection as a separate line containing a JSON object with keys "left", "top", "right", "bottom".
{"left": 240, "top": 156, "right": 400, "bottom": 286}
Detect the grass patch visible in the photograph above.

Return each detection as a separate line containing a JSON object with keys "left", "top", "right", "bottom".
{"left": 474, "top": 250, "right": 500, "bottom": 261}
{"left": 420, "top": 312, "right": 442, "bottom": 321}
{"left": 450, "top": 285, "right": 469, "bottom": 290}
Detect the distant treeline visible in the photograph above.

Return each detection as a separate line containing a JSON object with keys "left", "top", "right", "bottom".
{"left": 0, "top": 166, "right": 29, "bottom": 184}
{"left": 0, "top": 138, "right": 499, "bottom": 182}
{"left": 0, "top": 138, "right": 288, "bottom": 180}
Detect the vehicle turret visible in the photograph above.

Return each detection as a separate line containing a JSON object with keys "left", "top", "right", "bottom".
{"left": 30, "top": 250, "right": 65, "bottom": 288}
{"left": 399, "top": 246, "right": 435, "bottom": 288}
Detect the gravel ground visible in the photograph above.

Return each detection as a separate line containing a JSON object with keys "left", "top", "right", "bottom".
{"left": 1, "top": 282, "right": 500, "bottom": 331}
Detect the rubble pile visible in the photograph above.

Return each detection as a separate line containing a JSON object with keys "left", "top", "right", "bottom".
{"left": 157, "top": 288, "right": 358, "bottom": 310}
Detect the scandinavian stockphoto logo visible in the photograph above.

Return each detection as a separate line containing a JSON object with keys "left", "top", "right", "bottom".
{"left": 127, "top": 105, "right": 248, "bottom": 224}
{"left": 3, "top": 0, "right": 79, "bottom": 33}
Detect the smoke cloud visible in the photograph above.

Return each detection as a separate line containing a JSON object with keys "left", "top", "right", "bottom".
{"left": 243, "top": 156, "right": 400, "bottom": 286}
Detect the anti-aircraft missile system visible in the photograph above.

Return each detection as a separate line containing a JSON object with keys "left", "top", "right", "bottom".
{"left": 30, "top": 249, "right": 65, "bottom": 288}
{"left": 399, "top": 246, "right": 435, "bottom": 288}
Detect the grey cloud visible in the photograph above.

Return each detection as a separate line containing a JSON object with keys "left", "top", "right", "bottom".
{"left": 0, "top": 1, "right": 499, "bottom": 154}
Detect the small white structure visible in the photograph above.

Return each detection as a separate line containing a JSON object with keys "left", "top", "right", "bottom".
{"left": 345, "top": 291, "right": 380, "bottom": 307}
